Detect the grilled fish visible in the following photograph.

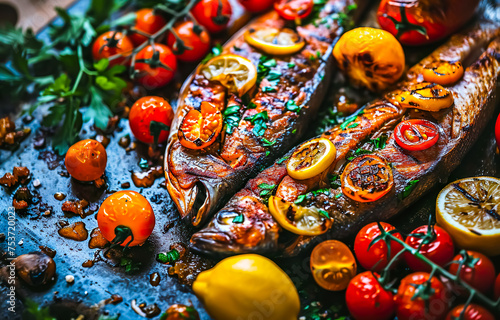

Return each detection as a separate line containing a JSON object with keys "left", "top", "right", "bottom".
{"left": 190, "top": 22, "right": 500, "bottom": 256}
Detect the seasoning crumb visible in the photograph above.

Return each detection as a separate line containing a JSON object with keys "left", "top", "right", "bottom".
{"left": 33, "top": 179, "right": 41, "bottom": 187}
{"left": 18, "top": 239, "right": 23, "bottom": 246}
{"left": 54, "top": 192, "right": 66, "bottom": 201}
{"left": 121, "top": 182, "right": 130, "bottom": 188}
{"left": 65, "top": 275, "right": 75, "bottom": 283}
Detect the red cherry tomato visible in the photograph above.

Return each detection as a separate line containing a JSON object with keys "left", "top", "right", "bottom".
{"left": 134, "top": 44, "right": 177, "bottom": 89}
{"left": 445, "top": 304, "right": 495, "bottom": 320}
{"left": 129, "top": 96, "right": 174, "bottom": 144}
{"left": 404, "top": 225, "right": 455, "bottom": 272}
{"left": 345, "top": 271, "right": 395, "bottom": 320}
{"left": 166, "top": 21, "right": 211, "bottom": 62}
{"left": 130, "top": 8, "right": 167, "bottom": 46}
{"left": 92, "top": 31, "right": 134, "bottom": 66}
{"left": 495, "top": 113, "right": 500, "bottom": 150}
{"left": 448, "top": 251, "right": 496, "bottom": 294}
{"left": 495, "top": 273, "right": 500, "bottom": 300}
{"left": 274, "top": 0, "right": 313, "bottom": 21}
{"left": 354, "top": 222, "right": 405, "bottom": 272}
{"left": 191, "top": 0, "right": 232, "bottom": 34}
{"left": 394, "top": 119, "right": 440, "bottom": 151}
{"left": 238, "top": 0, "right": 275, "bottom": 13}
{"left": 395, "top": 272, "right": 449, "bottom": 320}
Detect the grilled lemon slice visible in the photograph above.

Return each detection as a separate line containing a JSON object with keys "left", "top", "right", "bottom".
{"left": 244, "top": 27, "right": 305, "bottom": 55}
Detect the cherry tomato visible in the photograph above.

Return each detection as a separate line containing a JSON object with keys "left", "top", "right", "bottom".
{"left": 354, "top": 222, "right": 405, "bottom": 272}
{"left": 134, "top": 44, "right": 177, "bottom": 89}
{"left": 191, "top": 0, "right": 232, "bottom": 34}
{"left": 390, "top": 82, "right": 454, "bottom": 112}
{"left": 130, "top": 8, "right": 167, "bottom": 46}
{"left": 162, "top": 304, "right": 200, "bottom": 320}
{"left": 422, "top": 61, "right": 464, "bottom": 86}
{"left": 129, "top": 96, "right": 174, "bottom": 144}
{"left": 404, "top": 225, "right": 455, "bottom": 272}
{"left": 445, "top": 304, "right": 495, "bottom": 320}
{"left": 92, "top": 31, "right": 134, "bottom": 66}
{"left": 448, "top": 251, "right": 496, "bottom": 294}
{"left": 394, "top": 119, "right": 440, "bottom": 151}
{"left": 179, "top": 101, "right": 223, "bottom": 149}
{"left": 395, "top": 272, "right": 449, "bottom": 320}
{"left": 97, "top": 191, "right": 155, "bottom": 247}
{"left": 274, "top": 0, "right": 313, "bottom": 21}
{"left": 345, "top": 271, "right": 395, "bottom": 320}
{"left": 495, "top": 113, "right": 500, "bottom": 150}
{"left": 238, "top": 0, "right": 275, "bottom": 13}
{"left": 495, "top": 273, "right": 500, "bottom": 300}
{"left": 65, "top": 139, "right": 107, "bottom": 182}
{"left": 167, "top": 21, "right": 211, "bottom": 62}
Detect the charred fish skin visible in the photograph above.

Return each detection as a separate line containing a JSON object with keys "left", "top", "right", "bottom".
{"left": 165, "top": 0, "right": 365, "bottom": 228}
{"left": 190, "top": 22, "right": 500, "bottom": 257}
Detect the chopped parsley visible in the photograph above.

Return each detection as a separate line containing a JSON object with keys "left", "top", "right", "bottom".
{"left": 245, "top": 111, "right": 269, "bottom": 136}
{"left": 265, "top": 150, "right": 270, "bottom": 156}
{"left": 288, "top": 62, "right": 296, "bottom": 68}
{"left": 223, "top": 105, "right": 241, "bottom": 134}
{"left": 319, "top": 209, "right": 330, "bottom": 219}
{"left": 156, "top": 249, "right": 180, "bottom": 265}
{"left": 285, "top": 100, "right": 301, "bottom": 113}
{"left": 262, "top": 137, "right": 276, "bottom": 146}
{"left": 277, "top": 155, "right": 290, "bottom": 164}
{"left": 347, "top": 123, "right": 359, "bottom": 129}
{"left": 263, "top": 86, "right": 277, "bottom": 93}
{"left": 370, "top": 135, "right": 388, "bottom": 149}
{"left": 400, "top": 180, "right": 419, "bottom": 200}
{"left": 292, "top": 129, "right": 297, "bottom": 134}
{"left": 295, "top": 194, "right": 306, "bottom": 204}
{"left": 232, "top": 214, "right": 244, "bottom": 223}
{"left": 233, "top": 45, "right": 241, "bottom": 51}
{"left": 258, "top": 183, "right": 276, "bottom": 203}
{"left": 329, "top": 175, "right": 341, "bottom": 189}
{"left": 335, "top": 193, "right": 342, "bottom": 199}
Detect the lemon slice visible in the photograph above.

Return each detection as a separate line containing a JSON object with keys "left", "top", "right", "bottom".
{"left": 436, "top": 176, "right": 500, "bottom": 256}
{"left": 244, "top": 27, "right": 305, "bottom": 55}
{"left": 287, "top": 138, "right": 336, "bottom": 180}
{"left": 201, "top": 54, "right": 257, "bottom": 96}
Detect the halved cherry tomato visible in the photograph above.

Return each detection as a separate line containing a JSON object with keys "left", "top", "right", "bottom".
{"left": 97, "top": 191, "right": 155, "bottom": 247}
{"left": 244, "top": 27, "right": 305, "bottom": 55}
{"left": 179, "top": 101, "right": 223, "bottom": 149}
{"left": 274, "top": 0, "right": 314, "bottom": 21}
{"left": 286, "top": 138, "right": 336, "bottom": 180}
{"left": 404, "top": 225, "right": 455, "bottom": 272}
{"left": 354, "top": 222, "right": 405, "bottom": 272}
{"left": 445, "top": 304, "right": 495, "bottom": 320}
{"left": 268, "top": 196, "right": 333, "bottom": 236}
{"left": 390, "top": 82, "right": 454, "bottom": 112}
{"left": 191, "top": 0, "right": 232, "bottom": 34}
{"left": 65, "top": 139, "right": 107, "bottom": 182}
{"left": 130, "top": 8, "right": 166, "bottom": 46}
{"left": 129, "top": 96, "right": 174, "bottom": 144}
{"left": 134, "top": 44, "right": 177, "bottom": 89}
{"left": 394, "top": 119, "right": 440, "bottom": 151}
{"left": 495, "top": 113, "right": 500, "bottom": 150}
{"left": 346, "top": 271, "right": 395, "bottom": 320}
{"left": 395, "top": 272, "right": 449, "bottom": 320}
{"left": 238, "top": 0, "right": 275, "bottom": 13}
{"left": 422, "top": 61, "right": 464, "bottom": 86}
{"left": 92, "top": 31, "right": 134, "bottom": 66}
{"left": 341, "top": 155, "right": 393, "bottom": 202}
{"left": 448, "top": 251, "right": 496, "bottom": 294}
{"left": 167, "top": 21, "right": 211, "bottom": 62}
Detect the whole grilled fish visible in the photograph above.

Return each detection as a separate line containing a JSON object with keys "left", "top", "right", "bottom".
{"left": 165, "top": 0, "right": 366, "bottom": 227}
{"left": 190, "top": 23, "right": 500, "bottom": 256}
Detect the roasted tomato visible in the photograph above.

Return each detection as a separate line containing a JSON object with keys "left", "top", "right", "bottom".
{"left": 97, "top": 191, "right": 155, "bottom": 247}
{"left": 129, "top": 96, "right": 174, "bottom": 144}
{"left": 377, "top": 0, "right": 480, "bottom": 46}
{"left": 404, "top": 225, "right": 455, "bottom": 272}
{"left": 390, "top": 82, "right": 454, "bottom": 112}
{"left": 445, "top": 304, "right": 495, "bottom": 320}
{"left": 394, "top": 119, "right": 440, "bottom": 151}
{"left": 238, "top": 0, "right": 275, "bottom": 13}
{"left": 346, "top": 271, "right": 395, "bottom": 320}
{"left": 286, "top": 138, "right": 336, "bottom": 180}
{"left": 354, "top": 222, "right": 405, "bottom": 272}
{"left": 191, "top": 0, "right": 232, "bottom": 34}
{"left": 274, "top": 0, "right": 314, "bottom": 21}
{"left": 341, "top": 155, "right": 394, "bottom": 202}
{"left": 130, "top": 8, "right": 166, "bottom": 46}
{"left": 134, "top": 44, "right": 177, "bottom": 89}
{"left": 92, "top": 31, "right": 134, "bottom": 66}
{"left": 495, "top": 113, "right": 500, "bottom": 150}
{"left": 395, "top": 272, "right": 449, "bottom": 320}
{"left": 422, "top": 61, "right": 464, "bottom": 86}
{"left": 448, "top": 251, "right": 496, "bottom": 294}
{"left": 333, "top": 27, "right": 405, "bottom": 92}
{"left": 162, "top": 304, "right": 200, "bottom": 320}
{"left": 65, "top": 139, "right": 107, "bottom": 182}
{"left": 167, "top": 21, "right": 211, "bottom": 62}
{"left": 179, "top": 101, "right": 223, "bottom": 149}
{"left": 244, "top": 27, "right": 305, "bottom": 55}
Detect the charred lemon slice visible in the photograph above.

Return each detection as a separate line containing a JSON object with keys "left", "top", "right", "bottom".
{"left": 436, "top": 177, "right": 500, "bottom": 256}
{"left": 179, "top": 101, "right": 223, "bottom": 149}
{"left": 390, "top": 82, "right": 454, "bottom": 112}
{"left": 201, "top": 54, "right": 257, "bottom": 96}
{"left": 422, "top": 61, "right": 464, "bottom": 86}
{"left": 268, "top": 196, "right": 333, "bottom": 236}
{"left": 287, "top": 138, "right": 336, "bottom": 180}
{"left": 244, "top": 27, "right": 305, "bottom": 55}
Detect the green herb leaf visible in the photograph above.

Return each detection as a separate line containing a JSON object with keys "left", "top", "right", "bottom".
{"left": 285, "top": 100, "right": 301, "bottom": 113}
{"left": 319, "top": 209, "right": 330, "bottom": 219}
{"left": 232, "top": 214, "right": 244, "bottom": 223}
{"left": 400, "top": 179, "right": 419, "bottom": 199}
{"left": 156, "top": 249, "right": 180, "bottom": 264}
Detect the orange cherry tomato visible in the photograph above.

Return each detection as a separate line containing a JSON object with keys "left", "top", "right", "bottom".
{"left": 162, "top": 304, "right": 200, "bottom": 320}
{"left": 92, "top": 31, "right": 134, "bottom": 66}
{"left": 129, "top": 96, "right": 174, "bottom": 144}
{"left": 97, "top": 191, "right": 155, "bottom": 247}
{"left": 65, "top": 139, "right": 107, "bottom": 182}
{"left": 130, "top": 8, "right": 167, "bottom": 46}
{"left": 167, "top": 21, "right": 211, "bottom": 62}
{"left": 446, "top": 304, "right": 495, "bottom": 320}
{"left": 448, "top": 251, "right": 496, "bottom": 294}
{"left": 422, "top": 61, "right": 464, "bottom": 86}
{"left": 191, "top": 0, "right": 232, "bottom": 34}
{"left": 341, "top": 155, "right": 394, "bottom": 202}
{"left": 179, "top": 101, "right": 223, "bottom": 149}
{"left": 134, "top": 44, "right": 177, "bottom": 89}
{"left": 274, "top": 0, "right": 314, "bottom": 21}
{"left": 390, "top": 82, "right": 454, "bottom": 112}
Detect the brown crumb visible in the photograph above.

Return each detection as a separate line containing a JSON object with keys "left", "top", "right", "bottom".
{"left": 0, "top": 166, "right": 30, "bottom": 187}
{"left": 62, "top": 199, "right": 90, "bottom": 218}
{"left": 13, "top": 187, "right": 33, "bottom": 210}
{"left": 0, "top": 117, "right": 30, "bottom": 148}
{"left": 58, "top": 222, "right": 88, "bottom": 241}
{"left": 131, "top": 166, "right": 164, "bottom": 188}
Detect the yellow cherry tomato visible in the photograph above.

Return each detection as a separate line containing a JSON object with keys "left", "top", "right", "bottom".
{"left": 390, "top": 82, "right": 454, "bottom": 112}
{"left": 193, "top": 254, "right": 300, "bottom": 320}
{"left": 287, "top": 138, "right": 336, "bottom": 180}
{"left": 268, "top": 196, "right": 333, "bottom": 236}
{"left": 310, "top": 240, "right": 357, "bottom": 291}
{"left": 422, "top": 61, "right": 464, "bottom": 86}
{"left": 244, "top": 27, "right": 305, "bottom": 55}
